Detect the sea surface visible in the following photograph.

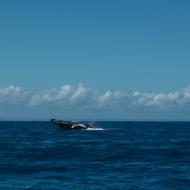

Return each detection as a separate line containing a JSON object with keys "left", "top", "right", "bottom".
{"left": 0, "top": 121, "right": 190, "bottom": 190}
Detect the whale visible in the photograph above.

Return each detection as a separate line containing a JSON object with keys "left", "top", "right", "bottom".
{"left": 50, "top": 119, "right": 95, "bottom": 130}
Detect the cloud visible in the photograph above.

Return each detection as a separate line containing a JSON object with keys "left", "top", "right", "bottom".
{"left": 69, "top": 83, "right": 88, "bottom": 104}
{"left": 28, "top": 84, "right": 129, "bottom": 109}
{"left": 132, "top": 91, "right": 178, "bottom": 107}
{"left": 29, "top": 85, "right": 73, "bottom": 106}
{"left": 0, "top": 84, "right": 190, "bottom": 120}
{"left": 98, "top": 90, "right": 127, "bottom": 108}
{"left": 0, "top": 86, "right": 29, "bottom": 104}
{"left": 132, "top": 87, "right": 190, "bottom": 108}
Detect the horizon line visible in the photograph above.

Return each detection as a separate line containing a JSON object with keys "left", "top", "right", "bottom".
{"left": 0, "top": 120, "right": 190, "bottom": 122}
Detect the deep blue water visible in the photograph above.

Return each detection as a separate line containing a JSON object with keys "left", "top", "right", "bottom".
{"left": 0, "top": 121, "right": 190, "bottom": 190}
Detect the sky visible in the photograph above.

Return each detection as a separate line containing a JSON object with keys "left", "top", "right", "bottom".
{"left": 0, "top": 0, "right": 190, "bottom": 120}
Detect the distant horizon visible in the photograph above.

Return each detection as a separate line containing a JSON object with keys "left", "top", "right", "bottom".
{"left": 0, "top": 84, "right": 190, "bottom": 121}
{"left": 1, "top": 119, "right": 190, "bottom": 122}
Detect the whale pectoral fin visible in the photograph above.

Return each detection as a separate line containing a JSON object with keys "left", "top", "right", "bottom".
{"left": 72, "top": 124, "right": 87, "bottom": 129}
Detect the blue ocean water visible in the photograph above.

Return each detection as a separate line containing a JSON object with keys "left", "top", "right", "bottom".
{"left": 0, "top": 121, "right": 190, "bottom": 190}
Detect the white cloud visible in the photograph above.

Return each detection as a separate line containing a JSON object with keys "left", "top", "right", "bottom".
{"left": 133, "top": 92, "right": 177, "bottom": 107}
{"left": 0, "top": 86, "right": 29, "bottom": 104}
{"left": 29, "top": 85, "right": 73, "bottom": 106}
{"left": 182, "top": 86, "right": 190, "bottom": 103}
{"left": 1, "top": 84, "right": 190, "bottom": 108}
{"left": 98, "top": 90, "right": 127, "bottom": 107}
{"left": 0, "top": 84, "right": 190, "bottom": 119}
{"left": 69, "top": 83, "right": 87, "bottom": 103}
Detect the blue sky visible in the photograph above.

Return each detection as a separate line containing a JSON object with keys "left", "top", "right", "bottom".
{"left": 0, "top": 0, "right": 190, "bottom": 120}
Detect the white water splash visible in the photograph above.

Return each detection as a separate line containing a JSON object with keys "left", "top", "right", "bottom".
{"left": 85, "top": 128, "right": 104, "bottom": 131}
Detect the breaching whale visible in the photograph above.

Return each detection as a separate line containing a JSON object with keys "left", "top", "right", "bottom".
{"left": 50, "top": 119, "right": 95, "bottom": 130}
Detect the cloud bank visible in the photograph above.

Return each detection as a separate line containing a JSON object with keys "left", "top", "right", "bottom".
{"left": 0, "top": 84, "right": 190, "bottom": 120}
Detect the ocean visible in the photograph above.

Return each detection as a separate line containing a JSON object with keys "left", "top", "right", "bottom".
{"left": 0, "top": 121, "right": 190, "bottom": 190}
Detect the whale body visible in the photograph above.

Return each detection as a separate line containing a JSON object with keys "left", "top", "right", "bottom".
{"left": 50, "top": 119, "right": 95, "bottom": 130}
